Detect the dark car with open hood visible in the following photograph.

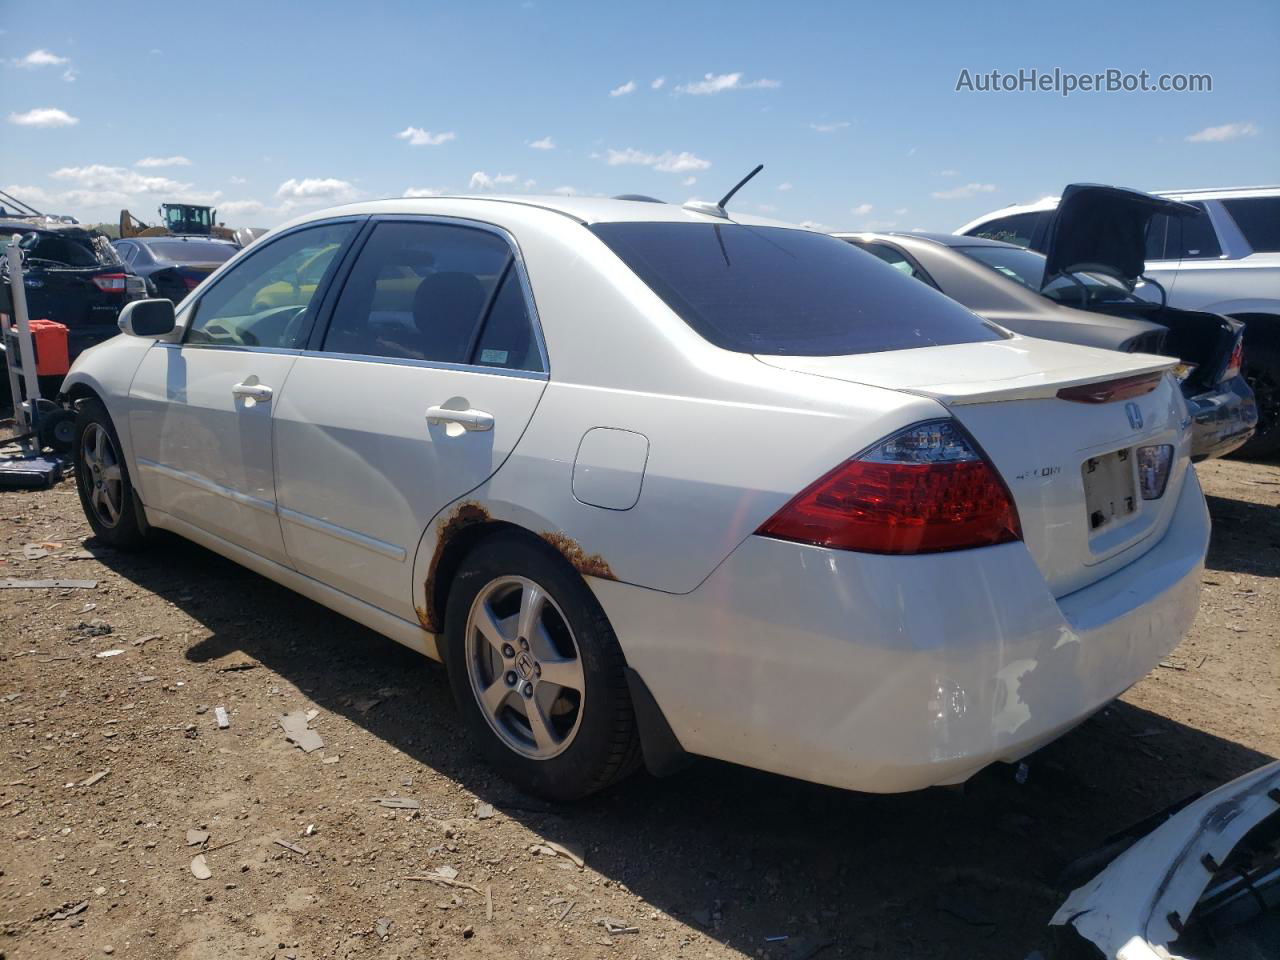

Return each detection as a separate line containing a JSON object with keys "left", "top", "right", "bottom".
{"left": 0, "top": 219, "right": 146, "bottom": 365}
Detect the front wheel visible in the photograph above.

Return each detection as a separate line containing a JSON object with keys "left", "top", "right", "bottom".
{"left": 72, "top": 398, "right": 149, "bottom": 548}
{"left": 444, "top": 533, "right": 640, "bottom": 801}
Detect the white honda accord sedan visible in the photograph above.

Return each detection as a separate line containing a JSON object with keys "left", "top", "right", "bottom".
{"left": 60, "top": 196, "right": 1210, "bottom": 800}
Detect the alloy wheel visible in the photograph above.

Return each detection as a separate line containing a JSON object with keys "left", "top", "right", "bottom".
{"left": 80, "top": 422, "right": 124, "bottom": 529}
{"left": 464, "top": 576, "right": 586, "bottom": 760}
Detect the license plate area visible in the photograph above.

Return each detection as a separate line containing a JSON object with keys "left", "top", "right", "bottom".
{"left": 1082, "top": 448, "right": 1136, "bottom": 534}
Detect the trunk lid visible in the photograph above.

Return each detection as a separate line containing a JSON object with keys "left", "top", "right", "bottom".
{"left": 1042, "top": 184, "right": 1200, "bottom": 288}
{"left": 758, "top": 337, "right": 1192, "bottom": 596}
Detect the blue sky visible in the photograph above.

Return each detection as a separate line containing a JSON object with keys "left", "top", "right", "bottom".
{"left": 3, "top": 0, "right": 1277, "bottom": 231}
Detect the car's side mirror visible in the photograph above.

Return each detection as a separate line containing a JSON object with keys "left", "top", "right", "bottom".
{"left": 119, "top": 298, "right": 176, "bottom": 338}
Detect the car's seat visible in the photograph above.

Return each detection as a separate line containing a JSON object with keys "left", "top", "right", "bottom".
{"left": 413, "top": 272, "right": 486, "bottom": 364}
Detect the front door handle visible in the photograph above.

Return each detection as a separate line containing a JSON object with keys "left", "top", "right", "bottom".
{"left": 232, "top": 381, "right": 273, "bottom": 404}
{"left": 425, "top": 405, "right": 494, "bottom": 432}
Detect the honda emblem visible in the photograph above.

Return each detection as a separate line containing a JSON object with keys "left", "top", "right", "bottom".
{"left": 1125, "top": 401, "right": 1143, "bottom": 430}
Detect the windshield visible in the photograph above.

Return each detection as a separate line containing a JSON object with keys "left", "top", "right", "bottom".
{"left": 589, "top": 223, "right": 1003, "bottom": 356}
{"left": 955, "top": 244, "right": 1145, "bottom": 307}
{"left": 147, "top": 240, "right": 237, "bottom": 263}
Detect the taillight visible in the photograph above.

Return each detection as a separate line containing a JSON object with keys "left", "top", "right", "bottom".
{"left": 1056, "top": 371, "right": 1163, "bottom": 403}
{"left": 756, "top": 420, "right": 1022, "bottom": 555}
{"left": 1137, "top": 445, "right": 1174, "bottom": 500}
{"left": 92, "top": 273, "right": 129, "bottom": 293}
{"left": 1222, "top": 336, "right": 1243, "bottom": 382}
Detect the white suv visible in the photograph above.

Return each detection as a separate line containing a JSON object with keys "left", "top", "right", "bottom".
{"left": 958, "top": 186, "right": 1280, "bottom": 457}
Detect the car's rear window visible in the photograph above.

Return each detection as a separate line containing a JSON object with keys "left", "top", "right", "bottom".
{"left": 147, "top": 240, "right": 237, "bottom": 263}
{"left": 589, "top": 222, "right": 1003, "bottom": 355}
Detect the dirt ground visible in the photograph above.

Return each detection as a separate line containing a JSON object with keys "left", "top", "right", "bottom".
{"left": 1, "top": 456, "right": 1277, "bottom": 960}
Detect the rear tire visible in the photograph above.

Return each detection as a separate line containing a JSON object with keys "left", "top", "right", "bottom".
{"left": 444, "top": 532, "right": 640, "bottom": 801}
{"left": 72, "top": 398, "right": 148, "bottom": 549}
{"left": 1235, "top": 344, "right": 1280, "bottom": 459}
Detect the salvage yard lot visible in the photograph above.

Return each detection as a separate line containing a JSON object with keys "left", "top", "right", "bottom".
{"left": 1, "top": 457, "right": 1277, "bottom": 960}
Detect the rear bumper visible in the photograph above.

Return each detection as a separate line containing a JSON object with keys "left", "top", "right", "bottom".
{"left": 593, "top": 466, "right": 1209, "bottom": 793}
{"left": 1186, "top": 375, "right": 1257, "bottom": 460}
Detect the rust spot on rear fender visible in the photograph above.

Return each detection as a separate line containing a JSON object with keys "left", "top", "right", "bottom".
{"left": 541, "top": 531, "right": 616, "bottom": 581}
{"left": 419, "top": 501, "right": 491, "bottom": 633}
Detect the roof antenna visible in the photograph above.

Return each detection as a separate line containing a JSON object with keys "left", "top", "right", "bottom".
{"left": 683, "top": 164, "right": 763, "bottom": 219}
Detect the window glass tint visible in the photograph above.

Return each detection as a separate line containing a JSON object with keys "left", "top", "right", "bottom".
{"left": 116, "top": 242, "right": 138, "bottom": 264}
{"left": 1222, "top": 197, "right": 1280, "bottom": 253}
{"left": 323, "top": 221, "right": 513, "bottom": 364}
{"left": 590, "top": 223, "right": 1002, "bottom": 356}
{"left": 187, "top": 221, "right": 355, "bottom": 348}
{"left": 957, "top": 244, "right": 1143, "bottom": 306}
{"left": 1170, "top": 203, "right": 1222, "bottom": 259}
{"left": 21, "top": 233, "right": 100, "bottom": 267}
{"left": 473, "top": 269, "right": 544, "bottom": 371}
{"left": 147, "top": 240, "right": 237, "bottom": 263}
{"left": 966, "top": 212, "right": 1042, "bottom": 247}
{"left": 1145, "top": 214, "right": 1170, "bottom": 260}
{"left": 859, "top": 242, "right": 935, "bottom": 286}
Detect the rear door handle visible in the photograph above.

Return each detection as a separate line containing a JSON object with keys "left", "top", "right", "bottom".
{"left": 232, "top": 382, "right": 273, "bottom": 403}
{"left": 425, "top": 405, "right": 494, "bottom": 432}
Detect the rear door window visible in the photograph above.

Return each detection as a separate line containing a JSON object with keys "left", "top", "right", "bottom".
{"left": 1221, "top": 197, "right": 1280, "bottom": 252}
{"left": 322, "top": 220, "right": 544, "bottom": 371}
{"left": 590, "top": 222, "right": 1002, "bottom": 356}
{"left": 858, "top": 241, "right": 939, "bottom": 287}
{"left": 964, "top": 212, "right": 1044, "bottom": 247}
{"left": 1147, "top": 204, "right": 1221, "bottom": 260}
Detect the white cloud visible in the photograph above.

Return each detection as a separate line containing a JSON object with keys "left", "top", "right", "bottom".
{"left": 675, "top": 72, "right": 780, "bottom": 95}
{"left": 605, "top": 147, "right": 710, "bottom": 174}
{"left": 894, "top": 207, "right": 908, "bottom": 215}
{"left": 937, "top": 169, "right": 959, "bottom": 176}
{"left": 756, "top": 203, "right": 777, "bottom": 213}
{"left": 218, "top": 199, "right": 267, "bottom": 218}
{"left": 528, "top": 136, "right": 555, "bottom": 150}
{"left": 469, "top": 171, "right": 518, "bottom": 190}
{"left": 811, "top": 121, "right": 850, "bottom": 133}
{"left": 609, "top": 80, "right": 636, "bottom": 97}
{"left": 229, "top": 176, "right": 247, "bottom": 185}
{"left": 53, "top": 164, "right": 187, "bottom": 195}
{"left": 136, "top": 155, "right": 191, "bottom": 168}
{"left": 651, "top": 76, "right": 666, "bottom": 90}
{"left": 1186, "top": 121, "right": 1259, "bottom": 143}
{"left": 852, "top": 203, "right": 873, "bottom": 215}
{"left": 62, "top": 67, "right": 77, "bottom": 83}
{"left": 13, "top": 49, "right": 67, "bottom": 67}
{"left": 777, "top": 182, "right": 793, "bottom": 192}
{"left": 9, "top": 107, "right": 78, "bottom": 128}
{"left": 682, "top": 176, "right": 697, "bottom": 186}
{"left": 403, "top": 187, "right": 443, "bottom": 198}
{"left": 275, "top": 177, "right": 360, "bottom": 204}
{"left": 551, "top": 186, "right": 579, "bottom": 196}
{"left": 394, "top": 126, "right": 456, "bottom": 147}
{"left": 1, "top": 184, "right": 56, "bottom": 207}
{"left": 931, "top": 182, "right": 997, "bottom": 200}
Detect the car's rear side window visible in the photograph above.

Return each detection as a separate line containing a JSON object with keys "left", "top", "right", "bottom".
{"left": 1221, "top": 197, "right": 1280, "bottom": 253}
{"left": 589, "top": 222, "right": 1002, "bottom": 356}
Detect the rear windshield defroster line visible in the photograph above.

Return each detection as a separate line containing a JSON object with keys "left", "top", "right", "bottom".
{"left": 589, "top": 222, "right": 1004, "bottom": 356}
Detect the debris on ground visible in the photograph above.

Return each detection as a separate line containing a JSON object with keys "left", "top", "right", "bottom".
{"left": 189, "top": 854, "right": 212, "bottom": 880}
{"left": 80, "top": 770, "right": 109, "bottom": 787}
{"left": 94, "top": 649, "right": 123, "bottom": 659}
{"left": 474, "top": 801, "right": 495, "bottom": 820}
{"left": 1, "top": 578, "right": 97, "bottom": 589}
{"left": 186, "top": 829, "right": 209, "bottom": 846}
{"left": 599, "top": 917, "right": 639, "bottom": 935}
{"left": 529, "top": 839, "right": 585, "bottom": 869}
{"left": 373, "top": 796, "right": 420, "bottom": 810}
{"left": 22, "top": 541, "right": 63, "bottom": 559}
{"left": 278, "top": 712, "right": 324, "bottom": 753}
{"left": 274, "top": 839, "right": 307, "bottom": 855}
{"left": 214, "top": 706, "right": 230, "bottom": 729}
{"left": 374, "top": 917, "right": 392, "bottom": 939}
{"left": 216, "top": 659, "right": 257, "bottom": 673}
{"left": 48, "top": 901, "right": 89, "bottom": 921}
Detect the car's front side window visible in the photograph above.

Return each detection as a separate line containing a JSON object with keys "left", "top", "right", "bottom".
{"left": 321, "top": 220, "right": 544, "bottom": 372}
{"left": 185, "top": 222, "right": 356, "bottom": 349}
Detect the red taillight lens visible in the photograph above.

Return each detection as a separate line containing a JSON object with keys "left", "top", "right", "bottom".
{"left": 1056, "top": 371, "right": 1163, "bottom": 404}
{"left": 92, "top": 272, "right": 129, "bottom": 293}
{"left": 757, "top": 420, "right": 1022, "bottom": 555}
{"left": 1222, "top": 336, "right": 1243, "bottom": 382}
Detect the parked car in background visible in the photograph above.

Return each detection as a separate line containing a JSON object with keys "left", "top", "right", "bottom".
{"left": 958, "top": 185, "right": 1280, "bottom": 457}
{"left": 61, "top": 196, "right": 1209, "bottom": 801}
{"left": 837, "top": 228, "right": 1255, "bottom": 460}
{"left": 113, "top": 235, "right": 240, "bottom": 304}
{"left": 0, "top": 219, "right": 145, "bottom": 363}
